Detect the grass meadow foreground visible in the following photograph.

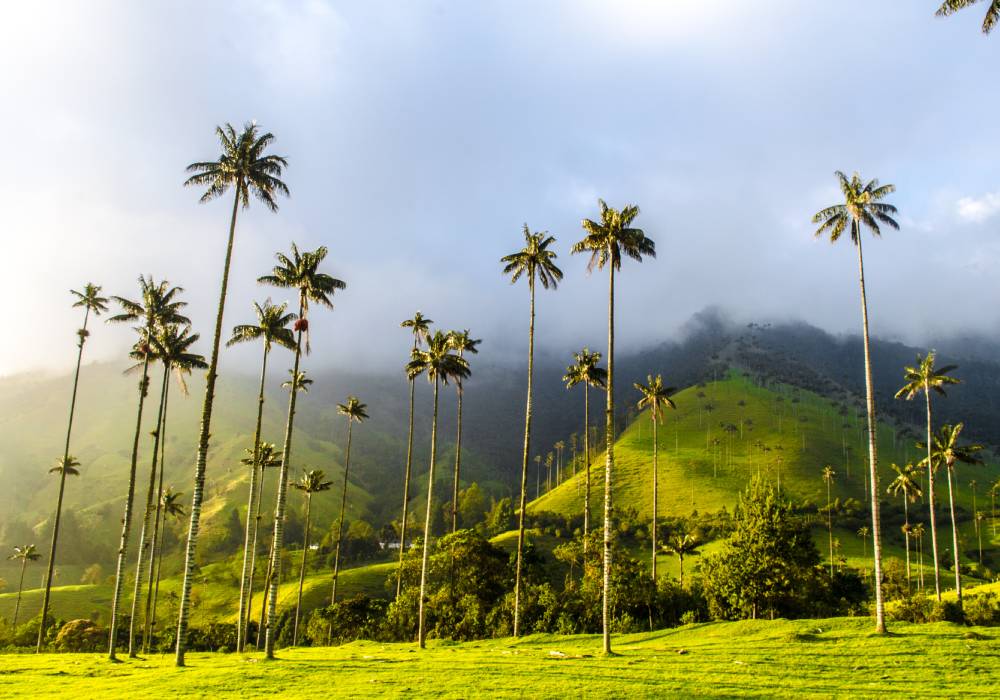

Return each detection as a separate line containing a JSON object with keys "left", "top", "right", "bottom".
{"left": 1, "top": 618, "right": 998, "bottom": 698}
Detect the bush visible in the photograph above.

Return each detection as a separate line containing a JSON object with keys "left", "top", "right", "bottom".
{"left": 55, "top": 619, "right": 106, "bottom": 652}
{"left": 964, "top": 593, "right": 1000, "bottom": 626}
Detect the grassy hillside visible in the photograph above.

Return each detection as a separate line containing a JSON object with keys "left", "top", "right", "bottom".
{"left": 1, "top": 618, "right": 997, "bottom": 698}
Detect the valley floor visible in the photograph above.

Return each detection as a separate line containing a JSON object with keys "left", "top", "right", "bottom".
{"left": 1, "top": 618, "right": 998, "bottom": 698}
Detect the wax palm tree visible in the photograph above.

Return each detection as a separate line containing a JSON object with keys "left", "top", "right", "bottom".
{"left": 813, "top": 171, "right": 898, "bottom": 634}
{"left": 141, "top": 327, "right": 205, "bottom": 652}
{"left": 936, "top": 0, "right": 1000, "bottom": 33}
{"left": 501, "top": 224, "right": 562, "bottom": 638}
{"left": 258, "top": 243, "right": 343, "bottom": 659}
{"left": 250, "top": 443, "right": 284, "bottom": 649}
{"left": 564, "top": 348, "right": 606, "bottom": 553}
{"left": 173, "top": 122, "right": 288, "bottom": 666}
{"left": 634, "top": 374, "right": 676, "bottom": 580}
{"left": 148, "top": 488, "right": 185, "bottom": 642}
{"left": 919, "top": 423, "right": 983, "bottom": 606}
{"left": 857, "top": 526, "right": 870, "bottom": 582}
{"left": 912, "top": 522, "right": 927, "bottom": 591}
{"left": 407, "top": 331, "right": 470, "bottom": 648}
{"left": 8, "top": 545, "right": 40, "bottom": 628}
{"left": 662, "top": 534, "right": 699, "bottom": 588}
{"left": 991, "top": 477, "right": 1000, "bottom": 538}
{"left": 290, "top": 469, "right": 332, "bottom": 646}
{"left": 329, "top": 397, "right": 369, "bottom": 611}
{"left": 822, "top": 466, "right": 836, "bottom": 579}
{"left": 106, "top": 278, "right": 189, "bottom": 660}
{"left": 572, "top": 199, "right": 655, "bottom": 654}
{"left": 34, "top": 456, "right": 79, "bottom": 644}
{"left": 895, "top": 351, "right": 959, "bottom": 600}
{"left": 447, "top": 330, "right": 481, "bottom": 535}
{"left": 887, "top": 463, "right": 923, "bottom": 587}
{"left": 36, "top": 284, "right": 107, "bottom": 650}
{"left": 554, "top": 441, "right": 565, "bottom": 484}
{"left": 396, "top": 312, "right": 433, "bottom": 597}
{"left": 227, "top": 300, "right": 296, "bottom": 650}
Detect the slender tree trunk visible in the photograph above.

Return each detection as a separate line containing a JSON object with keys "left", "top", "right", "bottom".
{"left": 452, "top": 383, "right": 464, "bottom": 534}
{"left": 855, "top": 236, "right": 886, "bottom": 634}
{"left": 145, "top": 382, "right": 170, "bottom": 653}
{"left": 329, "top": 419, "right": 354, "bottom": 608}
{"left": 256, "top": 532, "right": 276, "bottom": 649}
{"left": 244, "top": 464, "right": 269, "bottom": 647}
{"left": 175, "top": 188, "right": 241, "bottom": 666}
{"left": 396, "top": 368, "right": 417, "bottom": 598}
{"left": 946, "top": 464, "right": 963, "bottom": 606}
{"left": 292, "top": 494, "right": 312, "bottom": 646}
{"left": 237, "top": 344, "right": 270, "bottom": 651}
{"left": 678, "top": 553, "right": 684, "bottom": 588}
{"left": 827, "top": 480, "right": 834, "bottom": 579}
{"left": 924, "top": 387, "right": 942, "bottom": 601}
{"left": 651, "top": 414, "right": 658, "bottom": 581}
{"left": 128, "top": 365, "right": 169, "bottom": 657}
{"left": 37, "top": 306, "right": 91, "bottom": 651}
{"left": 108, "top": 343, "right": 151, "bottom": 660}
{"left": 904, "top": 498, "right": 911, "bottom": 589}
{"left": 583, "top": 384, "right": 590, "bottom": 555}
{"left": 602, "top": 264, "right": 615, "bottom": 655}
{"left": 264, "top": 316, "right": 305, "bottom": 659}
{"left": 513, "top": 277, "right": 535, "bottom": 639}
{"left": 12, "top": 558, "right": 28, "bottom": 628}
{"left": 418, "top": 376, "right": 441, "bottom": 648}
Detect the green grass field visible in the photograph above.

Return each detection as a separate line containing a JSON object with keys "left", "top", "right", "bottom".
{"left": 1, "top": 618, "right": 996, "bottom": 698}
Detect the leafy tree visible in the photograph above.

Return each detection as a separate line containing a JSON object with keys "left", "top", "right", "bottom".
{"left": 564, "top": 348, "right": 607, "bottom": 552}
{"left": 887, "top": 463, "right": 923, "bottom": 587}
{"left": 633, "top": 374, "right": 677, "bottom": 580}
{"left": 329, "top": 397, "right": 369, "bottom": 610}
{"left": 227, "top": 299, "right": 296, "bottom": 651}
{"left": 36, "top": 284, "right": 107, "bottom": 651}
{"left": 396, "top": 312, "right": 433, "bottom": 597}
{"left": 813, "top": 171, "right": 898, "bottom": 633}
{"left": 936, "top": 0, "right": 1000, "bottom": 33}
{"left": 406, "top": 331, "right": 470, "bottom": 648}
{"left": 447, "top": 330, "right": 481, "bottom": 535}
{"left": 8, "top": 545, "right": 40, "bottom": 628}
{"left": 895, "top": 351, "right": 959, "bottom": 600}
{"left": 106, "top": 277, "right": 189, "bottom": 660}
{"left": 501, "top": 224, "right": 562, "bottom": 638}
{"left": 663, "top": 534, "right": 700, "bottom": 587}
{"left": 291, "top": 469, "right": 332, "bottom": 646}
{"left": 572, "top": 198, "right": 655, "bottom": 653}
{"left": 258, "top": 243, "right": 344, "bottom": 659}
{"left": 175, "top": 122, "right": 288, "bottom": 667}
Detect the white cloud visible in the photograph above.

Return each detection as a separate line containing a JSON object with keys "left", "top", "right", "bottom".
{"left": 956, "top": 191, "right": 1000, "bottom": 223}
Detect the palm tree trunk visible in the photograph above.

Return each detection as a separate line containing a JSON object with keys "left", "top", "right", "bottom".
{"left": 37, "top": 306, "right": 91, "bottom": 651}
{"left": 244, "top": 464, "right": 268, "bottom": 647}
{"left": 108, "top": 344, "right": 151, "bottom": 660}
{"left": 602, "top": 263, "right": 615, "bottom": 655}
{"left": 396, "top": 369, "right": 417, "bottom": 598}
{"left": 827, "top": 481, "right": 833, "bottom": 579}
{"left": 583, "top": 384, "right": 590, "bottom": 555}
{"left": 946, "top": 464, "right": 963, "bottom": 606}
{"left": 329, "top": 419, "right": 353, "bottom": 609}
{"left": 452, "top": 383, "right": 464, "bottom": 534}
{"left": 651, "top": 415, "right": 657, "bottom": 581}
{"left": 292, "top": 494, "right": 312, "bottom": 646}
{"left": 513, "top": 277, "right": 535, "bottom": 639}
{"left": 855, "top": 236, "right": 886, "bottom": 634}
{"left": 256, "top": 532, "right": 276, "bottom": 649}
{"left": 175, "top": 188, "right": 241, "bottom": 666}
{"left": 145, "top": 383, "right": 170, "bottom": 652}
{"left": 237, "top": 344, "right": 270, "bottom": 651}
{"left": 678, "top": 553, "right": 684, "bottom": 588}
{"left": 13, "top": 558, "right": 28, "bottom": 628}
{"left": 418, "top": 376, "right": 441, "bottom": 648}
{"left": 924, "top": 387, "right": 942, "bottom": 601}
{"left": 904, "top": 498, "right": 911, "bottom": 589}
{"left": 128, "top": 365, "right": 169, "bottom": 657}
{"left": 264, "top": 317, "right": 305, "bottom": 660}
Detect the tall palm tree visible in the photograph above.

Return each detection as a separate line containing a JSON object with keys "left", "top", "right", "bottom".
{"left": 106, "top": 278, "right": 189, "bottom": 660}
{"left": 919, "top": 423, "right": 983, "bottom": 606}
{"left": 501, "top": 224, "right": 562, "bottom": 639}
{"left": 822, "top": 465, "right": 836, "bottom": 579}
{"left": 243, "top": 442, "right": 282, "bottom": 648}
{"left": 813, "top": 171, "right": 898, "bottom": 634}
{"left": 36, "top": 284, "right": 107, "bottom": 651}
{"left": 554, "top": 441, "right": 565, "bottom": 484}
{"left": 887, "top": 463, "right": 923, "bottom": 587}
{"left": 258, "top": 243, "right": 343, "bottom": 659}
{"left": 35, "top": 456, "right": 79, "bottom": 642}
{"left": 396, "top": 312, "right": 433, "bottom": 597}
{"left": 147, "top": 487, "right": 185, "bottom": 647}
{"left": 634, "top": 374, "right": 676, "bottom": 581}
{"left": 141, "top": 327, "right": 206, "bottom": 653}
{"left": 662, "top": 534, "right": 699, "bottom": 588}
{"left": 8, "top": 545, "right": 40, "bottom": 628}
{"left": 895, "top": 351, "right": 959, "bottom": 600}
{"left": 857, "top": 526, "right": 870, "bottom": 583}
{"left": 936, "top": 0, "right": 1000, "bottom": 33}
{"left": 572, "top": 199, "right": 655, "bottom": 654}
{"left": 407, "top": 331, "right": 470, "bottom": 648}
{"left": 174, "top": 122, "right": 288, "bottom": 667}
{"left": 564, "top": 348, "right": 606, "bottom": 553}
{"left": 329, "top": 397, "right": 369, "bottom": 609}
{"left": 912, "top": 522, "right": 927, "bottom": 591}
{"left": 227, "top": 300, "right": 296, "bottom": 651}
{"left": 290, "top": 469, "right": 332, "bottom": 646}
{"left": 447, "top": 330, "right": 480, "bottom": 535}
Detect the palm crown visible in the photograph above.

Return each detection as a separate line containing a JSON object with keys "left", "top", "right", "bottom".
{"left": 812, "top": 172, "right": 899, "bottom": 245}
{"left": 71, "top": 284, "right": 109, "bottom": 315}
{"left": 109, "top": 277, "right": 191, "bottom": 340}
{"left": 184, "top": 122, "right": 289, "bottom": 211}
{"left": 49, "top": 456, "right": 81, "bottom": 477}
{"left": 822, "top": 465, "right": 836, "bottom": 484}
{"left": 337, "top": 396, "right": 369, "bottom": 423}
{"left": 160, "top": 488, "right": 186, "bottom": 518}
{"left": 292, "top": 469, "right": 333, "bottom": 495}
{"left": 937, "top": 0, "right": 1000, "bottom": 33}
{"left": 501, "top": 225, "right": 563, "bottom": 289}
{"left": 887, "top": 463, "right": 923, "bottom": 502}
{"left": 282, "top": 369, "right": 313, "bottom": 394}
{"left": 9, "top": 545, "right": 39, "bottom": 562}
{"left": 895, "top": 352, "right": 960, "bottom": 401}
{"left": 241, "top": 442, "right": 282, "bottom": 470}
{"left": 448, "top": 329, "right": 481, "bottom": 357}
{"left": 406, "top": 331, "right": 471, "bottom": 385}
{"left": 571, "top": 199, "right": 655, "bottom": 271}
{"left": 564, "top": 348, "right": 607, "bottom": 390}
{"left": 227, "top": 300, "right": 297, "bottom": 352}
{"left": 634, "top": 374, "right": 677, "bottom": 422}
{"left": 151, "top": 324, "right": 208, "bottom": 395}
{"left": 918, "top": 423, "right": 984, "bottom": 471}
{"left": 401, "top": 312, "right": 434, "bottom": 348}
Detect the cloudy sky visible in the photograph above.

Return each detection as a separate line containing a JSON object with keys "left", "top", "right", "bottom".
{"left": 2, "top": 1, "right": 999, "bottom": 377}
